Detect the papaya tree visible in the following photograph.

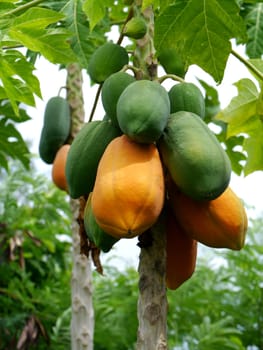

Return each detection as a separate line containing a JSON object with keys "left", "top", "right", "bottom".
{"left": 0, "top": 0, "right": 263, "bottom": 349}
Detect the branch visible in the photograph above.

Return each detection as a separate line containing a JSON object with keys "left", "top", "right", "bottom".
{"left": 231, "top": 49, "right": 263, "bottom": 82}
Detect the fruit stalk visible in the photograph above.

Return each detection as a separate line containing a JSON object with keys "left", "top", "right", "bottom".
{"left": 66, "top": 63, "right": 94, "bottom": 350}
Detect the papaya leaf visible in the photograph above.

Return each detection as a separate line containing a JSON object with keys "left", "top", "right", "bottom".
{"left": 141, "top": 0, "right": 161, "bottom": 11}
{"left": 82, "top": 0, "right": 105, "bottom": 31}
{"left": 0, "top": 50, "right": 41, "bottom": 115}
{"left": 0, "top": 0, "right": 17, "bottom": 3}
{"left": 9, "top": 7, "right": 64, "bottom": 28}
{"left": 4, "top": 50, "right": 41, "bottom": 98}
{"left": 244, "top": 3, "right": 263, "bottom": 58}
{"left": 224, "top": 136, "right": 247, "bottom": 175}
{"left": 40, "top": 0, "right": 68, "bottom": 12}
{"left": 154, "top": 0, "right": 247, "bottom": 82}
{"left": 214, "top": 122, "right": 246, "bottom": 175}
{"left": 247, "top": 58, "right": 263, "bottom": 83}
{"left": 0, "top": 86, "right": 7, "bottom": 100}
{"left": 0, "top": 100, "right": 31, "bottom": 123}
{"left": 0, "top": 117, "right": 30, "bottom": 171}
{"left": 8, "top": 7, "right": 77, "bottom": 64}
{"left": 0, "top": 1, "right": 15, "bottom": 16}
{"left": 241, "top": 115, "right": 263, "bottom": 175}
{"left": 198, "top": 78, "right": 221, "bottom": 122}
{"left": 62, "top": 0, "right": 107, "bottom": 68}
{"left": 243, "top": 135, "right": 263, "bottom": 176}
{"left": 215, "top": 78, "right": 259, "bottom": 138}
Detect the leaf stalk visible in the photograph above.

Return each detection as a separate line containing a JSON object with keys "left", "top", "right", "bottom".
{"left": 231, "top": 49, "right": 263, "bottom": 82}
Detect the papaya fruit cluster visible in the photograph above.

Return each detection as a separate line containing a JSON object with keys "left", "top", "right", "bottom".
{"left": 39, "top": 42, "right": 248, "bottom": 291}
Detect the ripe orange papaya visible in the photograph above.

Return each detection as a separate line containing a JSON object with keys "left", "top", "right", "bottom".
{"left": 91, "top": 135, "right": 165, "bottom": 238}
{"left": 168, "top": 183, "right": 247, "bottom": 250}
{"left": 166, "top": 207, "right": 197, "bottom": 290}
{"left": 51, "top": 144, "right": 70, "bottom": 192}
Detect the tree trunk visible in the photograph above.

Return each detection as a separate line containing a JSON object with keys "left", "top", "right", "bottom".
{"left": 134, "top": 5, "right": 168, "bottom": 349}
{"left": 137, "top": 217, "right": 167, "bottom": 350}
{"left": 66, "top": 63, "right": 94, "bottom": 350}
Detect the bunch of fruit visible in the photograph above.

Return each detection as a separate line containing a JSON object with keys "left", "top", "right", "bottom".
{"left": 39, "top": 41, "right": 247, "bottom": 290}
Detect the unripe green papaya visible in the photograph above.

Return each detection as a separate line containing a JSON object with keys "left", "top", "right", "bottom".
{"left": 101, "top": 72, "right": 135, "bottom": 127}
{"left": 158, "top": 47, "right": 187, "bottom": 78}
{"left": 116, "top": 80, "right": 170, "bottom": 143}
{"left": 84, "top": 193, "right": 119, "bottom": 253}
{"left": 123, "top": 17, "right": 147, "bottom": 39}
{"left": 158, "top": 111, "right": 231, "bottom": 200}
{"left": 88, "top": 43, "right": 129, "bottom": 83}
{"left": 39, "top": 96, "right": 71, "bottom": 164}
{"left": 169, "top": 82, "right": 205, "bottom": 119}
{"left": 65, "top": 120, "right": 121, "bottom": 199}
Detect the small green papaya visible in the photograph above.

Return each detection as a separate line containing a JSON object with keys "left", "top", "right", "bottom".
{"left": 116, "top": 80, "right": 170, "bottom": 143}
{"left": 158, "top": 47, "right": 187, "bottom": 78}
{"left": 101, "top": 72, "right": 135, "bottom": 127}
{"left": 88, "top": 43, "right": 129, "bottom": 83}
{"left": 65, "top": 120, "right": 121, "bottom": 199}
{"left": 84, "top": 193, "right": 119, "bottom": 253}
{"left": 169, "top": 82, "right": 205, "bottom": 119}
{"left": 158, "top": 111, "right": 231, "bottom": 200}
{"left": 123, "top": 17, "right": 147, "bottom": 39}
{"left": 39, "top": 96, "right": 71, "bottom": 164}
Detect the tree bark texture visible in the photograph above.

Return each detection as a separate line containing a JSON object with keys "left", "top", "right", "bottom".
{"left": 66, "top": 63, "right": 94, "bottom": 350}
{"left": 136, "top": 217, "right": 167, "bottom": 350}
{"left": 134, "top": 4, "right": 168, "bottom": 349}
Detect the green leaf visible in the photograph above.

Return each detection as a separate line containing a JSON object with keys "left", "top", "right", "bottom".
{"left": 0, "top": 117, "right": 30, "bottom": 171}
{"left": 8, "top": 7, "right": 77, "bottom": 64}
{"left": 4, "top": 50, "right": 41, "bottom": 97}
{"left": 247, "top": 58, "right": 263, "bottom": 83}
{"left": 62, "top": 0, "right": 107, "bottom": 68}
{"left": 198, "top": 78, "right": 221, "bottom": 121}
{"left": 142, "top": 0, "right": 160, "bottom": 11}
{"left": 10, "top": 7, "right": 64, "bottom": 29}
{"left": 242, "top": 115, "right": 263, "bottom": 175}
{"left": 83, "top": 0, "right": 105, "bottom": 31}
{"left": 154, "top": 0, "right": 247, "bottom": 82}
{"left": 215, "top": 78, "right": 259, "bottom": 137}
{"left": 0, "top": 50, "right": 41, "bottom": 115}
{"left": 0, "top": 0, "right": 17, "bottom": 3}
{"left": 244, "top": 3, "right": 263, "bottom": 58}
{"left": 225, "top": 136, "right": 247, "bottom": 175}
{"left": 0, "top": 3, "right": 15, "bottom": 32}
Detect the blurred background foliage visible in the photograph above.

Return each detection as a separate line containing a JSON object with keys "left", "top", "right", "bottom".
{"left": 0, "top": 160, "right": 262, "bottom": 350}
